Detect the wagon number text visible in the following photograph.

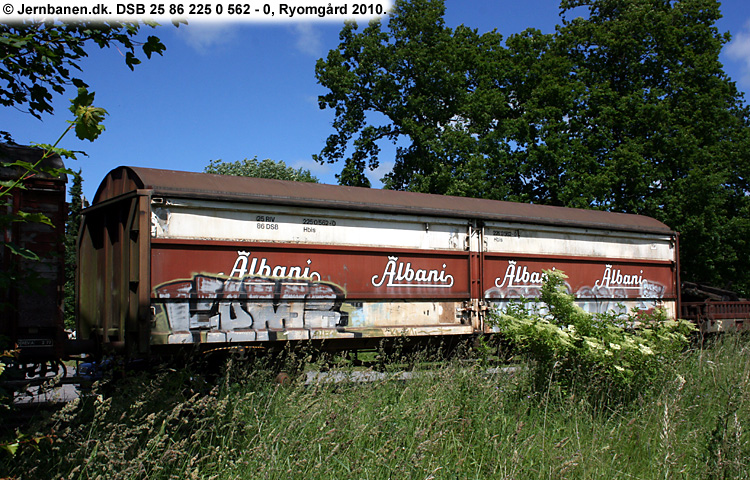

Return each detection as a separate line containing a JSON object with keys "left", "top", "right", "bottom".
{"left": 492, "top": 229, "right": 520, "bottom": 242}
{"left": 256, "top": 215, "right": 279, "bottom": 230}
{"left": 302, "top": 218, "right": 337, "bottom": 227}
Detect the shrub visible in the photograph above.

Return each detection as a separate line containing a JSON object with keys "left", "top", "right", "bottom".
{"left": 489, "top": 270, "right": 695, "bottom": 405}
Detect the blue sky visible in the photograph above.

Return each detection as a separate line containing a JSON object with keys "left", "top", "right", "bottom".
{"left": 4, "top": 0, "right": 750, "bottom": 201}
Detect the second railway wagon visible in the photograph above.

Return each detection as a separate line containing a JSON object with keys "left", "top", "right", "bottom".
{"left": 77, "top": 167, "right": 679, "bottom": 356}
{"left": 0, "top": 144, "right": 67, "bottom": 365}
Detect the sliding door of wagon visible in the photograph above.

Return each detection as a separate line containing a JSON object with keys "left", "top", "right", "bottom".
{"left": 148, "top": 200, "right": 476, "bottom": 346}
{"left": 481, "top": 223, "right": 678, "bottom": 328}
{"left": 150, "top": 242, "right": 474, "bottom": 345}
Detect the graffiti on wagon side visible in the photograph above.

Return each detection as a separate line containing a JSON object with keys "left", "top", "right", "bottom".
{"left": 486, "top": 259, "right": 668, "bottom": 315}
{"left": 154, "top": 252, "right": 346, "bottom": 341}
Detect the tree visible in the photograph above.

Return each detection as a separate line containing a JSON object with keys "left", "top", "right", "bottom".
{"left": 315, "top": 0, "right": 750, "bottom": 294}
{"left": 1, "top": 20, "right": 171, "bottom": 309}
{"left": 550, "top": 0, "right": 750, "bottom": 292}
{"left": 314, "top": 0, "right": 514, "bottom": 194}
{"left": 205, "top": 157, "right": 319, "bottom": 183}
{"left": 64, "top": 170, "right": 88, "bottom": 330}
{"left": 1, "top": 21, "right": 166, "bottom": 120}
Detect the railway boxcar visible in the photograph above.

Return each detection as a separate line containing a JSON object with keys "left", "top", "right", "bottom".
{"left": 76, "top": 167, "right": 679, "bottom": 356}
{"left": 0, "top": 144, "right": 67, "bottom": 365}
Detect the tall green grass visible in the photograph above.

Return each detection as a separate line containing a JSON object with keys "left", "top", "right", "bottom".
{"left": 2, "top": 335, "right": 749, "bottom": 479}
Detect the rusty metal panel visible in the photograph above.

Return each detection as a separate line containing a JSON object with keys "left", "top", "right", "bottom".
{"left": 681, "top": 301, "right": 750, "bottom": 333}
{"left": 78, "top": 194, "right": 148, "bottom": 353}
{"left": 91, "top": 167, "right": 145, "bottom": 203}
{"left": 151, "top": 241, "right": 470, "bottom": 298}
{"left": 149, "top": 240, "right": 472, "bottom": 345}
{"left": 481, "top": 221, "right": 679, "bottom": 330}
{"left": 484, "top": 255, "right": 678, "bottom": 321}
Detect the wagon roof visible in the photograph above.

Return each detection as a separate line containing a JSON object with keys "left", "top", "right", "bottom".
{"left": 93, "top": 166, "right": 674, "bottom": 235}
{"left": 0, "top": 143, "right": 66, "bottom": 181}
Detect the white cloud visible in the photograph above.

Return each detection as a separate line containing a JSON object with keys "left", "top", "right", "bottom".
{"left": 288, "top": 157, "right": 337, "bottom": 183}
{"left": 366, "top": 160, "right": 392, "bottom": 188}
{"left": 290, "top": 23, "right": 323, "bottom": 57}
{"left": 176, "top": 23, "right": 239, "bottom": 54}
{"left": 287, "top": 157, "right": 389, "bottom": 188}
{"left": 175, "top": 22, "right": 324, "bottom": 59}
{"left": 726, "top": 21, "right": 750, "bottom": 87}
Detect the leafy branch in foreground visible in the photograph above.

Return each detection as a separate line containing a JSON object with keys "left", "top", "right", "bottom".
{"left": 1, "top": 22, "right": 167, "bottom": 119}
{"left": 0, "top": 86, "right": 106, "bottom": 241}
{"left": 489, "top": 269, "right": 695, "bottom": 405}
{"left": 0, "top": 87, "right": 108, "bottom": 410}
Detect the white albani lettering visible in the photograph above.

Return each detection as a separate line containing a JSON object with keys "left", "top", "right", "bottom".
{"left": 229, "top": 251, "right": 321, "bottom": 281}
{"left": 594, "top": 264, "right": 644, "bottom": 291}
{"left": 494, "top": 260, "right": 550, "bottom": 289}
{"left": 371, "top": 256, "right": 454, "bottom": 288}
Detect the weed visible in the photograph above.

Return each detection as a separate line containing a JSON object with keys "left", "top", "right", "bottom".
{"left": 1, "top": 334, "right": 748, "bottom": 479}
{"left": 488, "top": 269, "right": 696, "bottom": 407}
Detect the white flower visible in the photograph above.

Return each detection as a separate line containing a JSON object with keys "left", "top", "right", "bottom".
{"left": 585, "top": 340, "right": 602, "bottom": 350}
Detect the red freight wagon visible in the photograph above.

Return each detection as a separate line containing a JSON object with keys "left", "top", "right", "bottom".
{"left": 0, "top": 144, "right": 67, "bottom": 364}
{"left": 77, "top": 167, "right": 678, "bottom": 356}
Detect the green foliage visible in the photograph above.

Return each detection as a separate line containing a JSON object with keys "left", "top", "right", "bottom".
{"left": 3, "top": 337, "right": 749, "bottom": 479}
{"left": 316, "top": 0, "right": 750, "bottom": 294}
{"left": 1, "top": 89, "right": 107, "bottom": 273}
{"left": 1, "top": 22, "right": 167, "bottom": 119}
{"left": 1, "top": 365, "right": 236, "bottom": 475}
{"left": 1, "top": 19, "right": 172, "bottom": 430}
{"left": 489, "top": 270, "right": 696, "bottom": 405}
{"left": 64, "top": 170, "right": 88, "bottom": 330}
{"left": 205, "top": 157, "right": 319, "bottom": 183}
{"left": 315, "top": 0, "right": 512, "bottom": 194}
{"left": 0, "top": 344, "right": 18, "bottom": 412}
{"left": 553, "top": 0, "right": 750, "bottom": 294}
{"left": 68, "top": 87, "right": 108, "bottom": 141}
{"left": 0, "top": 428, "right": 52, "bottom": 457}
{"left": 0, "top": 147, "right": 67, "bottom": 313}
{"left": 2, "top": 21, "right": 172, "bottom": 333}
{"left": 694, "top": 335, "right": 750, "bottom": 479}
